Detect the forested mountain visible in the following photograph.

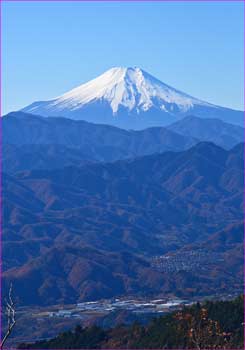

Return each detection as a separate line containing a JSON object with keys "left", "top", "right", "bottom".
{"left": 3, "top": 142, "right": 243, "bottom": 305}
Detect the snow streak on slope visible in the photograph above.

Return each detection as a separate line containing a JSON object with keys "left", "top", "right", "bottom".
{"left": 21, "top": 67, "right": 243, "bottom": 128}
{"left": 48, "top": 67, "right": 214, "bottom": 114}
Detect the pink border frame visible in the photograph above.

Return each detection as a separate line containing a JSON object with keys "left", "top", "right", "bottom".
{"left": 0, "top": 0, "right": 244, "bottom": 349}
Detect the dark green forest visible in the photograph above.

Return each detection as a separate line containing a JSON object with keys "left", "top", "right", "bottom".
{"left": 19, "top": 295, "right": 244, "bottom": 349}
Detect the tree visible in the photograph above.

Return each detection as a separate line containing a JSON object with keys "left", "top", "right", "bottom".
{"left": 1, "top": 283, "right": 16, "bottom": 349}
{"left": 175, "top": 307, "right": 230, "bottom": 349}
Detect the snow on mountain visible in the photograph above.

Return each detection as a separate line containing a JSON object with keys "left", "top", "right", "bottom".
{"left": 46, "top": 67, "right": 211, "bottom": 113}
{"left": 21, "top": 67, "right": 243, "bottom": 129}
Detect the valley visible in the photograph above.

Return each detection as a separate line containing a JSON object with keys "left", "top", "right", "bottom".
{"left": 3, "top": 293, "right": 241, "bottom": 347}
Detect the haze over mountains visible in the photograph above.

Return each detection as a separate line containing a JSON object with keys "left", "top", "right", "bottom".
{"left": 167, "top": 115, "right": 244, "bottom": 149}
{"left": 21, "top": 67, "right": 244, "bottom": 129}
{"left": 3, "top": 112, "right": 244, "bottom": 173}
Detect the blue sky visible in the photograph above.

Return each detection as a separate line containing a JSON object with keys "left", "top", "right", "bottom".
{"left": 2, "top": 1, "right": 244, "bottom": 115}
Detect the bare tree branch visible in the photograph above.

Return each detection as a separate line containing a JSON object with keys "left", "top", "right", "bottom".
{"left": 1, "top": 283, "right": 16, "bottom": 349}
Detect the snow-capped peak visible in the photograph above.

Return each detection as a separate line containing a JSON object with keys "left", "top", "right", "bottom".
{"left": 49, "top": 66, "right": 213, "bottom": 114}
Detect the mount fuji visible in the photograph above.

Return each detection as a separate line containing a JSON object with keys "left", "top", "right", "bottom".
{"left": 22, "top": 67, "right": 243, "bottom": 129}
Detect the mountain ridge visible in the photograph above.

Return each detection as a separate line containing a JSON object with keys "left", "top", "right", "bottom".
{"left": 3, "top": 142, "right": 243, "bottom": 305}
{"left": 167, "top": 115, "right": 244, "bottom": 149}
{"left": 3, "top": 112, "right": 244, "bottom": 174}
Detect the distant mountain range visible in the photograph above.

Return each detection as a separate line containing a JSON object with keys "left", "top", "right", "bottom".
{"left": 2, "top": 111, "right": 195, "bottom": 171}
{"left": 3, "top": 142, "right": 243, "bottom": 305}
{"left": 167, "top": 115, "right": 244, "bottom": 149}
{"left": 21, "top": 67, "right": 243, "bottom": 128}
{"left": 3, "top": 68, "right": 244, "bottom": 308}
{"left": 3, "top": 112, "right": 244, "bottom": 173}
